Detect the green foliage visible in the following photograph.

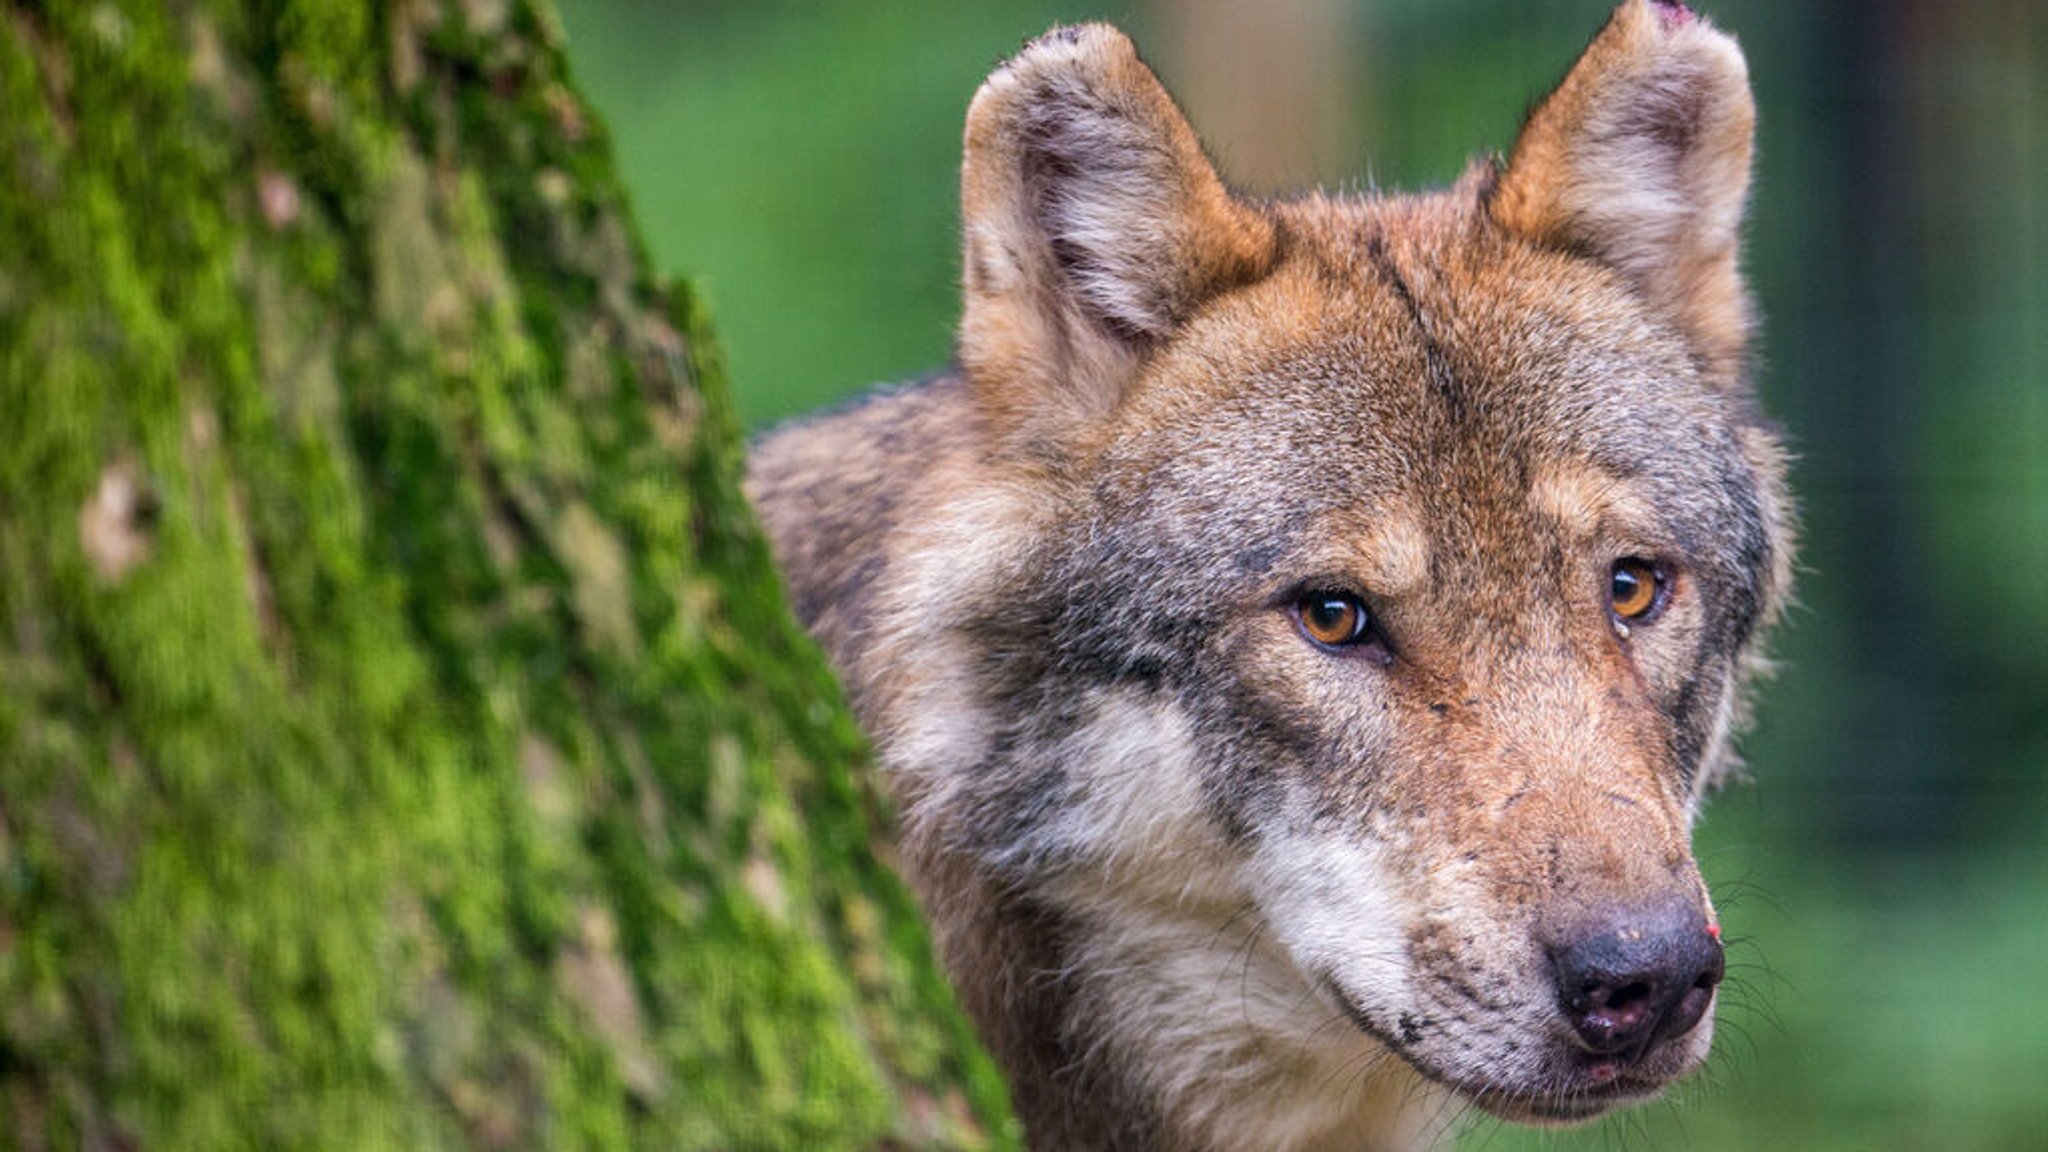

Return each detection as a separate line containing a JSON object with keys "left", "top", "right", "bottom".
{"left": 555, "top": 0, "right": 1109, "bottom": 426}
{"left": 0, "top": 1, "right": 1012, "bottom": 1148}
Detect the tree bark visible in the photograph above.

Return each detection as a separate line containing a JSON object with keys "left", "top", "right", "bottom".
{"left": 0, "top": 3, "right": 1012, "bottom": 1149}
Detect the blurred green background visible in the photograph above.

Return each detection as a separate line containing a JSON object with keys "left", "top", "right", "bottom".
{"left": 553, "top": 1, "right": 2047, "bottom": 1148}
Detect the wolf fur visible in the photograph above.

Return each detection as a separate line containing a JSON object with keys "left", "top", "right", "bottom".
{"left": 746, "top": 3, "right": 1793, "bottom": 1149}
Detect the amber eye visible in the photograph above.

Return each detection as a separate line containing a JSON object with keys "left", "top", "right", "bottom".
{"left": 1609, "top": 558, "right": 1666, "bottom": 621}
{"left": 1296, "top": 592, "right": 1371, "bottom": 648}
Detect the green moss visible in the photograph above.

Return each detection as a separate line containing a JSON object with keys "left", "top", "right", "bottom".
{"left": 0, "top": 1, "right": 1015, "bottom": 1149}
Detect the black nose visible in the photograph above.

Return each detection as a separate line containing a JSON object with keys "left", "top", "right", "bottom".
{"left": 1549, "top": 903, "right": 1724, "bottom": 1059}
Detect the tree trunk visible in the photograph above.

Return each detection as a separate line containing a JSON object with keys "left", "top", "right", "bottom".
{"left": 0, "top": 3, "right": 1012, "bottom": 1149}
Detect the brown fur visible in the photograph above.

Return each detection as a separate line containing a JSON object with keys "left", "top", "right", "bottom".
{"left": 748, "top": 4, "right": 1792, "bottom": 1149}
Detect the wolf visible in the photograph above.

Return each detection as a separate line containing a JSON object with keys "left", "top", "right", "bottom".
{"left": 746, "top": 2, "right": 1793, "bottom": 1148}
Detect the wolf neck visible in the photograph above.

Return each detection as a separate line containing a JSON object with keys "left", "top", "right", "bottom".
{"left": 1031, "top": 864, "right": 1458, "bottom": 1152}
{"left": 912, "top": 816, "right": 1454, "bottom": 1152}
{"left": 893, "top": 671, "right": 1454, "bottom": 1149}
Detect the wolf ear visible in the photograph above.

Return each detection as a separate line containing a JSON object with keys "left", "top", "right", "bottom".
{"left": 959, "top": 24, "right": 1277, "bottom": 448}
{"left": 1490, "top": 0, "right": 1756, "bottom": 381}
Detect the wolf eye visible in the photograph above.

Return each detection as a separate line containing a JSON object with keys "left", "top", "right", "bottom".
{"left": 1609, "top": 558, "right": 1667, "bottom": 622}
{"left": 1296, "top": 592, "right": 1372, "bottom": 649}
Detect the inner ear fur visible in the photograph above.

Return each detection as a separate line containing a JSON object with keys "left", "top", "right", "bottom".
{"left": 958, "top": 24, "right": 1277, "bottom": 450}
{"left": 1490, "top": 0, "right": 1757, "bottom": 383}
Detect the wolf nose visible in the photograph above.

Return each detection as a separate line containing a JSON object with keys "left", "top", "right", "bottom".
{"left": 1549, "top": 904, "right": 1724, "bottom": 1058}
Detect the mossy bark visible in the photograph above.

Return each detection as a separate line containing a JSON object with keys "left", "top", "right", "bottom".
{"left": 0, "top": 2, "right": 1014, "bottom": 1149}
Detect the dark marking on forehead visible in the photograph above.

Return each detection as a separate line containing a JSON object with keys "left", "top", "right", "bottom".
{"left": 1236, "top": 543, "right": 1280, "bottom": 575}
{"left": 1366, "top": 232, "right": 1464, "bottom": 421}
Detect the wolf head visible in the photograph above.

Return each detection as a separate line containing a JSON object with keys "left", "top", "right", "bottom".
{"left": 819, "top": 2, "right": 1792, "bottom": 1145}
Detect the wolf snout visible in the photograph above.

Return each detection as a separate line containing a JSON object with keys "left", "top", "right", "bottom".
{"left": 1547, "top": 899, "right": 1725, "bottom": 1059}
